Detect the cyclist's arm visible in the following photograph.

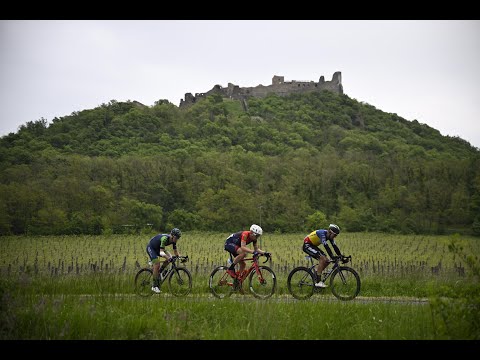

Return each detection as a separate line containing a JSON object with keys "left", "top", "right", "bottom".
{"left": 241, "top": 240, "right": 254, "bottom": 254}
{"left": 323, "top": 243, "right": 336, "bottom": 259}
{"left": 240, "top": 232, "right": 255, "bottom": 254}
{"left": 171, "top": 238, "right": 180, "bottom": 257}
{"left": 159, "top": 248, "right": 172, "bottom": 260}
{"left": 332, "top": 242, "right": 343, "bottom": 257}
{"left": 252, "top": 242, "right": 265, "bottom": 254}
{"left": 159, "top": 236, "right": 173, "bottom": 260}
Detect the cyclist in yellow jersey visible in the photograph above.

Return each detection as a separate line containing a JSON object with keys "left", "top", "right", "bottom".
{"left": 303, "top": 224, "right": 343, "bottom": 288}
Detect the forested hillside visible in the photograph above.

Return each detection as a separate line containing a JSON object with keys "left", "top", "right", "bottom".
{"left": 1, "top": 91, "right": 479, "bottom": 235}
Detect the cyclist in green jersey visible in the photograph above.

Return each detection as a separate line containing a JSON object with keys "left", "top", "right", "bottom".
{"left": 146, "top": 228, "right": 182, "bottom": 293}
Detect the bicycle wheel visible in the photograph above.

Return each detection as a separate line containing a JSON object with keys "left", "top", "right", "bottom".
{"left": 168, "top": 267, "right": 192, "bottom": 297}
{"left": 330, "top": 266, "right": 361, "bottom": 301}
{"left": 209, "top": 266, "right": 234, "bottom": 299}
{"left": 287, "top": 267, "right": 315, "bottom": 300}
{"left": 248, "top": 266, "right": 277, "bottom": 299}
{"left": 134, "top": 268, "right": 154, "bottom": 297}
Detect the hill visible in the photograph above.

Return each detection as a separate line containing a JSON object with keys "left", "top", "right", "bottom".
{"left": 0, "top": 91, "right": 479, "bottom": 236}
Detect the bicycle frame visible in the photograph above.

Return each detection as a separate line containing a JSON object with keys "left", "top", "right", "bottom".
{"left": 209, "top": 253, "right": 276, "bottom": 299}
{"left": 231, "top": 254, "right": 263, "bottom": 285}
{"left": 135, "top": 256, "right": 192, "bottom": 297}
{"left": 287, "top": 254, "right": 360, "bottom": 301}
{"left": 151, "top": 258, "right": 182, "bottom": 285}
{"left": 305, "top": 255, "right": 338, "bottom": 283}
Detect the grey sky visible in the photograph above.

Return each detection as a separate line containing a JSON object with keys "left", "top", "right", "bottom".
{"left": 1, "top": 20, "right": 479, "bottom": 148}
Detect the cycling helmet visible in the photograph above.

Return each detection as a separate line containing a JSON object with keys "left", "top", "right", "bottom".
{"left": 171, "top": 228, "right": 182, "bottom": 238}
{"left": 329, "top": 224, "right": 340, "bottom": 235}
{"left": 250, "top": 224, "right": 263, "bottom": 236}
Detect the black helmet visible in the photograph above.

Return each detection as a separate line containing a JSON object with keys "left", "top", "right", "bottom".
{"left": 329, "top": 224, "right": 340, "bottom": 235}
{"left": 171, "top": 228, "right": 182, "bottom": 238}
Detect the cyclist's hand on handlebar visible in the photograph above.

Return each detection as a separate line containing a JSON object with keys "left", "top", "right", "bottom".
{"left": 253, "top": 251, "right": 259, "bottom": 257}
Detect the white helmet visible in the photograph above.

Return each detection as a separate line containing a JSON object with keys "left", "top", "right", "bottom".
{"left": 250, "top": 224, "right": 263, "bottom": 236}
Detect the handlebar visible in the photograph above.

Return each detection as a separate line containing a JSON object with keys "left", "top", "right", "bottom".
{"left": 329, "top": 255, "right": 351, "bottom": 264}
{"left": 171, "top": 255, "right": 189, "bottom": 263}
{"left": 253, "top": 252, "right": 272, "bottom": 263}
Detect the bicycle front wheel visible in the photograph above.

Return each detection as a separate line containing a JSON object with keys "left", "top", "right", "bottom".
{"left": 168, "top": 267, "right": 192, "bottom": 297}
{"left": 134, "top": 268, "right": 154, "bottom": 297}
{"left": 287, "top": 267, "right": 315, "bottom": 300}
{"left": 248, "top": 266, "right": 276, "bottom": 299}
{"left": 330, "top": 266, "right": 361, "bottom": 301}
{"left": 209, "top": 266, "right": 234, "bottom": 299}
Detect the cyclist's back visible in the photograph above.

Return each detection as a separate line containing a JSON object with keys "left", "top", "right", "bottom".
{"left": 148, "top": 233, "right": 177, "bottom": 253}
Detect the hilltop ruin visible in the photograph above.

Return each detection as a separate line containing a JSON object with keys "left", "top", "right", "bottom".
{"left": 179, "top": 72, "right": 343, "bottom": 108}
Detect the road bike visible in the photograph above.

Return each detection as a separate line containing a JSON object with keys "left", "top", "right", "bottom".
{"left": 287, "top": 255, "right": 360, "bottom": 301}
{"left": 134, "top": 255, "right": 192, "bottom": 297}
{"left": 209, "top": 252, "right": 276, "bottom": 299}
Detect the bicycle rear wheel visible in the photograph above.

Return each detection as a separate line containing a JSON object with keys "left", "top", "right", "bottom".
{"left": 248, "top": 266, "right": 277, "bottom": 299}
{"left": 134, "top": 268, "right": 154, "bottom": 297}
{"left": 168, "top": 267, "right": 192, "bottom": 297}
{"left": 209, "top": 266, "right": 234, "bottom": 299}
{"left": 330, "top": 267, "right": 361, "bottom": 301}
{"left": 287, "top": 267, "right": 315, "bottom": 300}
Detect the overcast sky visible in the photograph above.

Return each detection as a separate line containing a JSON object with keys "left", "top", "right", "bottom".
{"left": 1, "top": 20, "right": 479, "bottom": 148}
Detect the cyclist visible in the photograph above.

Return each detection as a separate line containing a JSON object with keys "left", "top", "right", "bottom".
{"left": 224, "top": 224, "right": 269, "bottom": 278}
{"left": 146, "top": 227, "right": 182, "bottom": 293}
{"left": 303, "top": 223, "right": 344, "bottom": 288}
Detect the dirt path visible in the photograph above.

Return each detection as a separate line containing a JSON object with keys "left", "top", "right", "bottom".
{"left": 71, "top": 293, "right": 430, "bottom": 304}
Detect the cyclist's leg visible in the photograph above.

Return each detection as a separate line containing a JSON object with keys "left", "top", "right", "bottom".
{"left": 224, "top": 242, "right": 239, "bottom": 276}
{"left": 147, "top": 245, "right": 161, "bottom": 286}
{"left": 235, "top": 247, "right": 247, "bottom": 274}
{"left": 157, "top": 250, "right": 173, "bottom": 277}
{"left": 302, "top": 243, "right": 324, "bottom": 281}
{"left": 318, "top": 255, "right": 328, "bottom": 278}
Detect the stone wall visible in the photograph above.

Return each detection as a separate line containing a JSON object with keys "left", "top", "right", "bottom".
{"left": 179, "top": 72, "right": 343, "bottom": 108}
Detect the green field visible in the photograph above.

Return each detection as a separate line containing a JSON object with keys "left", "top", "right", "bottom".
{"left": 0, "top": 232, "right": 479, "bottom": 339}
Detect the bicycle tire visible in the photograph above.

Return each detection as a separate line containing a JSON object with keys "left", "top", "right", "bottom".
{"left": 287, "top": 266, "right": 315, "bottom": 300}
{"left": 248, "top": 266, "right": 277, "bottom": 299}
{"left": 329, "top": 266, "right": 361, "bottom": 301}
{"left": 209, "top": 266, "right": 234, "bottom": 299}
{"left": 168, "top": 267, "right": 192, "bottom": 297}
{"left": 134, "top": 268, "right": 154, "bottom": 297}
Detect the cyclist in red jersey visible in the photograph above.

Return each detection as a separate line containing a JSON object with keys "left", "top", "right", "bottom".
{"left": 224, "top": 224, "right": 269, "bottom": 278}
{"left": 303, "top": 224, "right": 343, "bottom": 288}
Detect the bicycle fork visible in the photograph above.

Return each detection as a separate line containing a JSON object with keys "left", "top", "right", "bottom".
{"left": 253, "top": 265, "right": 267, "bottom": 285}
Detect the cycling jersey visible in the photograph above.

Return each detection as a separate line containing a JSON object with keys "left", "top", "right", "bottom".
{"left": 305, "top": 229, "right": 335, "bottom": 247}
{"left": 304, "top": 229, "right": 341, "bottom": 259}
{"left": 147, "top": 234, "right": 177, "bottom": 253}
{"left": 224, "top": 230, "right": 256, "bottom": 255}
{"left": 226, "top": 231, "right": 255, "bottom": 246}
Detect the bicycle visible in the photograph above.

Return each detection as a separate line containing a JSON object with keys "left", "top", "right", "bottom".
{"left": 287, "top": 255, "right": 360, "bottom": 301}
{"left": 134, "top": 255, "right": 192, "bottom": 297}
{"left": 209, "top": 252, "right": 277, "bottom": 299}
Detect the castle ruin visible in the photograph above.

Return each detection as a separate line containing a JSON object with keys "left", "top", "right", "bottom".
{"left": 179, "top": 72, "right": 343, "bottom": 108}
